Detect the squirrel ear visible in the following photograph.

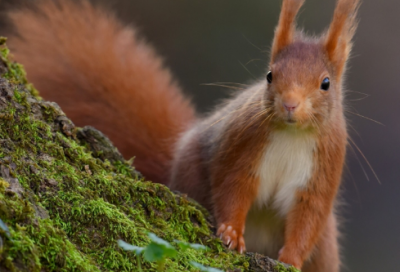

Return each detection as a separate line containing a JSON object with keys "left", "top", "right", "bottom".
{"left": 271, "top": 0, "right": 305, "bottom": 62}
{"left": 325, "top": 0, "right": 360, "bottom": 78}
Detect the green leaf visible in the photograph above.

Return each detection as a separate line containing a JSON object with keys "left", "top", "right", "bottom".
{"left": 117, "top": 240, "right": 145, "bottom": 255}
{"left": 142, "top": 233, "right": 177, "bottom": 262}
{"left": 190, "top": 261, "right": 224, "bottom": 272}
{"left": 148, "top": 233, "right": 174, "bottom": 249}
{"left": 174, "top": 240, "right": 208, "bottom": 251}
{"left": 143, "top": 243, "right": 177, "bottom": 262}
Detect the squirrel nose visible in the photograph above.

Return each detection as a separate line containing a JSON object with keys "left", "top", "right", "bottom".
{"left": 283, "top": 102, "right": 299, "bottom": 113}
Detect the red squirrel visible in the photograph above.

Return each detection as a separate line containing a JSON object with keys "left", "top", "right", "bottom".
{"left": 4, "top": 0, "right": 360, "bottom": 270}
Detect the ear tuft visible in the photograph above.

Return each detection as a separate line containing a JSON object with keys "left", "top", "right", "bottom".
{"left": 325, "top": 0, "right": 360, "bottom": 78}
{"left": 271, "top": 0, "right": 305, "bottom": 62}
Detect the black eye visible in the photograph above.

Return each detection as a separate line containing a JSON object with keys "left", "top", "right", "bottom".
{"left": 266, "top": 71, "right": 273, "bottom": 84}
{"left": 320, "top": 77, "right": 330, "bottom": 91}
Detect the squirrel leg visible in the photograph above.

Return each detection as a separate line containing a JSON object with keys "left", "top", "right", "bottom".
{"left": 212, "top": 172, "right": 259, "bottom": 254}
{"left": 278, "top": 189, "right": 334, "bottom": 268}
{"left": 301, "top": 212, "right": 340, "bottom": 272}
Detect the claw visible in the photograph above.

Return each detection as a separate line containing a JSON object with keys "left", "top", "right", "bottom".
{"left": 217, "top": 224, "right": 226, "bottom": 236}
{"left": 217, "top": 223, "right": 246, "bottom": 253}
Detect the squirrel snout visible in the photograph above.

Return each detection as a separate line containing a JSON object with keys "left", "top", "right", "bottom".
{"left": 283, "top": 102, "right": 299, "bottom": 113}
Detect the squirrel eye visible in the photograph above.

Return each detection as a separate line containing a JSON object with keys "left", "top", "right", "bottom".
{"left": 320, "top": 77, "right": 330, "bottom": 91}
{"left": 266, "top": 71, "right": 273, "bottom": 84}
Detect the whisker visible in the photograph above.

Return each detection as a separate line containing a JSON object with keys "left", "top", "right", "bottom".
{"left": 347, "top": 122, "right": 363, "bottom": 142}
{"left": 344, "top": 151, "right": 362, "bottom": 207}
{"left": 348, "top": 142, "right": 369, "bottom": 181}
{"left": 202, "top": 82, "right": 250, "bottom": 87}
{"left": 232, "top": 92, "right": 266, "bottom": 120}
{"left": 201, "top": 83, "right": 245, "bottom": 91}
{"left": 207, "top": 90, "right": 265, "bottom": 129}
{"left": 258, "top": 112, "right": 275, "bottom": 129}
{"left": 207, "top": 114, "right": 231, "bottom": 129}
{"left": 346, "top": 90, "right": 370, "bottom": 96}
{"left": 235, "top": 108, "right": 270, "bottom": 139}
{"left": 348, "top": 136, "right": 381, "bottom": 184}
{"left": 249, "top": 107, "right": 271, "bottom": 121}
{"left": 345, "top": 110, "right": 384, "bottom": 126}
{"left": 207, "top": 101, "right": 263, "bottom": 129}
{"left": 239, "top": 61, "right": 257, "bottom": 79}
{"left": 241, "top": 34, "right": 263, "bottom": 52}
{"left": 348, "top": 96, "right": 370, "bottom": 102}
{"left": 245, "top": 59, "right": 263, "bottom": 66}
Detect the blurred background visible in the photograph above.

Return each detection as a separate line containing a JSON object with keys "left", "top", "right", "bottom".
{"left": 2, "top": 0, "right": 399, "bottom": 270}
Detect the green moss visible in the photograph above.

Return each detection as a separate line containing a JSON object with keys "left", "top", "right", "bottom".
{"left": 0, "top": 181, "right": 99, "bottom": 271}
{"left": 0, "top": 37, "right": 40, "bottom": 98}
{"left": 273, "top": 263, "right": 301, "bottom": 272}
{"left": 0, "top": 41, "right": 249, "bottom": 271}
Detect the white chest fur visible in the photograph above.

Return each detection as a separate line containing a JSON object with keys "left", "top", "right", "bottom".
{"left": 254, "top": 129, "right": 316, "bottom": 216}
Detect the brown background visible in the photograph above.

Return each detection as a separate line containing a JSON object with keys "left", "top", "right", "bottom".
{"left": 4, "top": 0, "right": 400, "bottom": 270}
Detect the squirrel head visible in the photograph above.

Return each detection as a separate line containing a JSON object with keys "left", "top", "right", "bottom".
{"left": 265, "top": 0, "right": 359, "bottom": 131}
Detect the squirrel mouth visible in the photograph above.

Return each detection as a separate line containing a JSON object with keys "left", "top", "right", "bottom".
{"left": 285, "top": 113, "right": 297, "bottom": 124}
{"left": 285, "top": 118, "right": 297, "bottom": 124}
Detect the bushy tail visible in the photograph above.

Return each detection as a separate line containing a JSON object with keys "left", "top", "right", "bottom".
{"left": 4, "top": 0, "right": 196, "bottom": 184}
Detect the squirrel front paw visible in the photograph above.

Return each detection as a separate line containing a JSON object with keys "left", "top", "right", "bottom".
{"left": 217, "top": 224, "right": 246, "bottom": 253}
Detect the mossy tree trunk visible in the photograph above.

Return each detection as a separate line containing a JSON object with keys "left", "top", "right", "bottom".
{"left": 0, "top": 40, "right": 296, "bottom": 272}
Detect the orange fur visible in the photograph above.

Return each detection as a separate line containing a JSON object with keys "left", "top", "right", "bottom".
{"left": 172, "top": 0, "right": 358, "bottom": 270}
{"left": 302, "top": 213, "right": 340, "bottom": 272}
{"left": 211, "top": 92, "right": 269, "bottom": 254}
{"left": 271, "top": 0, "right": 305, "bottom": 62}
{"left": 325, "top": 0, "right": 360, "bottom": 79}
{"left": 279, "top": 125, "right": 347, "bottom": 268}
{"left": 5, "top": 0, "right": 195, "bottom": 184}
{"left": 4, "top": 0, "right": 360, "bottom": 270}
